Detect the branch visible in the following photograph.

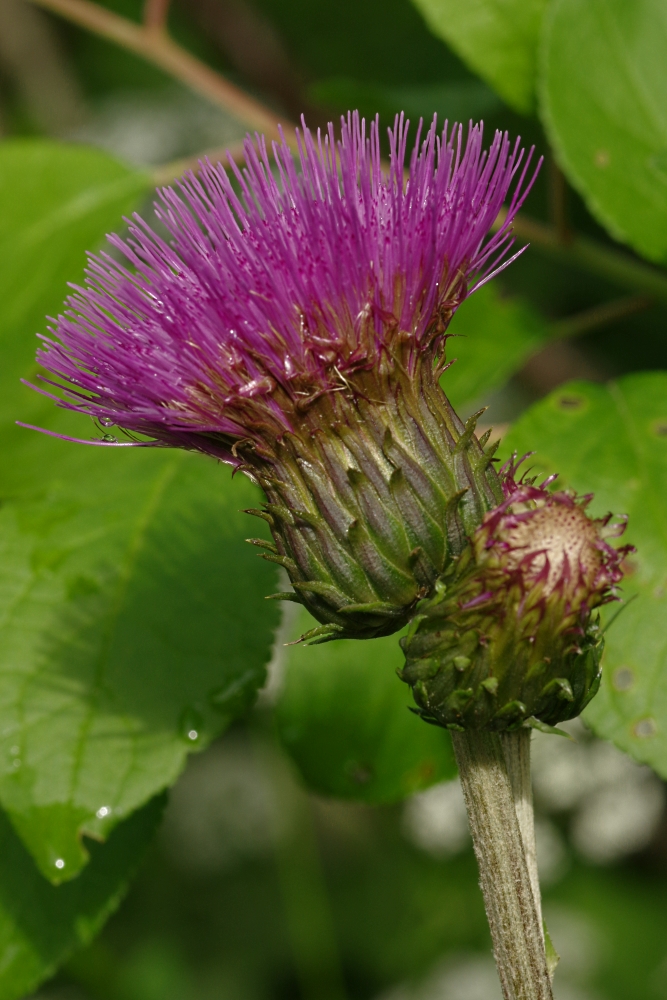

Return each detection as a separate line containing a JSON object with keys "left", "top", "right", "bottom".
{"left": 550, "top": 294, "right": 652, "bottom": 341}
{"left": 143, "top": 0, "right": 170, "bottom": 33}
{"left": 497, "top": 208, "right": 667, "bottom": 305}
{"left": 27, "top": 0, "right": 295, "bottom": 144}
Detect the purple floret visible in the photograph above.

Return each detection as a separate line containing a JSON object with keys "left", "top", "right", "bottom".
{"left": 30, "top": 112, "right": 539, "bottom": 462}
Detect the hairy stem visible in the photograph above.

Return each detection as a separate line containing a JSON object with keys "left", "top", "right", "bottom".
{"left": 500, "top": 730, "right": 542, "bottom": 934}
{"left": 452, "top": 730, "right": 552, "bottom": 1000}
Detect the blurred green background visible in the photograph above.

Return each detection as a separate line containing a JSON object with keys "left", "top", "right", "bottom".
{"left": 2, "top": 0, "right": 667, "bottom": 998}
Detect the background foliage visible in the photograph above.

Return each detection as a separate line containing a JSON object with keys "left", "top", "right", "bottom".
{"left": 1, "top": 0, "right": 667, "bottom": 998}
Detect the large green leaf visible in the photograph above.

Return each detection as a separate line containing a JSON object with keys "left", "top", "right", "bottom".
{"left": 502, "top": 372, "right": 667, "bottom": 775}
{"left": 540, "top": 0, "right": 667, "bottom": 263}
{"left": 409, "top": 0, "right": 547, "bottom": 113}
{"left": 0, "top": 418, "right": 279, "bottom": 883}
{"left": 442, "top": 283, "right": 550, "bottom": 411}
{"left": 0, "top": 140, "right": 152, "bottom": 426}
{"left": 0, "top": 796, "right": 163, "bottom": 1000}
{"left": 276, "top": 610, "right": 456, "bottom": 803}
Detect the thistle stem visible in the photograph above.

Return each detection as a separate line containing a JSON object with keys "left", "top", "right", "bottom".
{"left": 500, "top": 730, "right": 542, "bottom": 935}
{"left": 451, "top": 730, "right": 552, "bottom": 1000}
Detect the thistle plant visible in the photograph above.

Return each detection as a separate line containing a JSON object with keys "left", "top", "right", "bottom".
{"left": 29, "top": 113, "right": 536, "bottom": 643}
{"left": 25, "top": 113, "right": 631, "bottom": 1000}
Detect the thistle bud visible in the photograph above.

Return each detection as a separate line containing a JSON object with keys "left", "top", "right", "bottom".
{"left": 27, "top": 114, "right": 539, "bottom": 642}
{"left": 399, "top": 460, "right": 632, "bottom": 730}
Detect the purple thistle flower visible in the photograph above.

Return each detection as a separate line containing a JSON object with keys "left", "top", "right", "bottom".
{"left": 33, "top": 113, "right": 536, "bottom": 456}
{"left": 28, "top": 113, "right": 541, "bottom": 642}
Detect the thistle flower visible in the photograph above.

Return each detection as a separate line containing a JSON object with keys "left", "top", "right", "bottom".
{"left": 28, "top": 113, "right": 539, "bottom": 642}
{"left": 399, "top": 458, "right": 633, "bottom": 730}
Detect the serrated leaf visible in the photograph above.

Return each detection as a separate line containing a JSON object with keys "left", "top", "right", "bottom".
{"left": 276, "top": 610, "right": 456, "bottom": 803}
{"left": 540, "top": 0, "right": 667, "bottom": 263}
{"left": 502, "top": 372, "right": 667, "bottom": 775}
{"left": 409, "top": 0, "right": 547, "bottom": 113}
{"left": 442, "top": 283, "right": 550, "bottom": 411}
{"left": 0, "top": 140, "right": 151, "bottom": 428}
{"left": 0, "top": 422, "right": 279, "bottom": 883}
{"left": 0, "top": 796, "right": 163, "bottom": 1000}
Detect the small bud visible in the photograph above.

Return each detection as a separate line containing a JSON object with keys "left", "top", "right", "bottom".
{"left": 399, "top": 459, "right": 633, "bottom": 729}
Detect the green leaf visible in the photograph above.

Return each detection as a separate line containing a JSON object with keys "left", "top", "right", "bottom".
{"left": 0, "top": 420, "right": 279, "bottom": 883}
{"left": 0, "top": 139, "right": 151, "bottom": 427}
{"left": 442, "top": 283, "right": 550, "bottom": 411}
{"left": 409, "top": 0, "right": 547, "bottom": 113}
{"left": 0, "top": 796, "right": 163, "bottom": 1000}
{"left": 502, "top": 372, "right": 667, "bottom": 775}
{"left": 276, "top": 610, "right": 457, "bottom": 803}
{"left": 540, "top": 0, "right": 667, "bottom": 263}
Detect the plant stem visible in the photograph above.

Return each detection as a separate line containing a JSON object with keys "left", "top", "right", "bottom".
{"left": 28, "top": 0, "right": 293, "bottom": 143}
{"left": 496, "top": 207, "right": 667, "bottom": 305}
{"left": 549, "top": 294, "right": 652, "bottom": 341}
{"left": 500, "top": 730, "right": 541, "bottom": 934}
{"left": 143, "top": 0, "right": 170, "bottom": 34}
{"left": 451, "top": 730, "right": 552, "bottom": 1000}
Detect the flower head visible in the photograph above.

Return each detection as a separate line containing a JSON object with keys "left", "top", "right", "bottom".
{"left": 29, "top": 113, "right": 540, "bottom": 641}
{"left": 34, "top": 113, "right": 536, "bottom": 457}
{"left": 399, "top": 457, "right": 633, "bottom": 730}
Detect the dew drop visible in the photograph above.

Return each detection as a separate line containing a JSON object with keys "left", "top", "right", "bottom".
{"left": 99, "top": 417, "right": 115, "bottom": 427}
{"left": 55, "top": 858, "right": 65, "bottom": 870}
{"left": 9, "top": 745, "right": 19, "bottom": 756}
{"left": 96, "top": 806, "right": 111, "bottom": 819}
{"left": 179, "top": 707, "right": 203, "bottom": 743}
{"left": 102, "top": 434, "right": 117, "bottom": 443}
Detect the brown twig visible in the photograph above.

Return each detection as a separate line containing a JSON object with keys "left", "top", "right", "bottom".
{"left": 27, "top": 0, "right": 296, "bottom": 144}
{"left": 143, "top": 0, "right": 170, "bottom": 33}
{"left": 550, "top": 294, "right": 653, "bottom": 340}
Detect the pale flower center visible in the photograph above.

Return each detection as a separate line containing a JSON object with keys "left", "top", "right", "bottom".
{"left": 504, "top": 502, "right": 601, "bottom": 595}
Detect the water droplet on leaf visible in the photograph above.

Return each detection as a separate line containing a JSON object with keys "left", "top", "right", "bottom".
{"left": 179, "top": 707, "right": 203, "bottom": 743}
